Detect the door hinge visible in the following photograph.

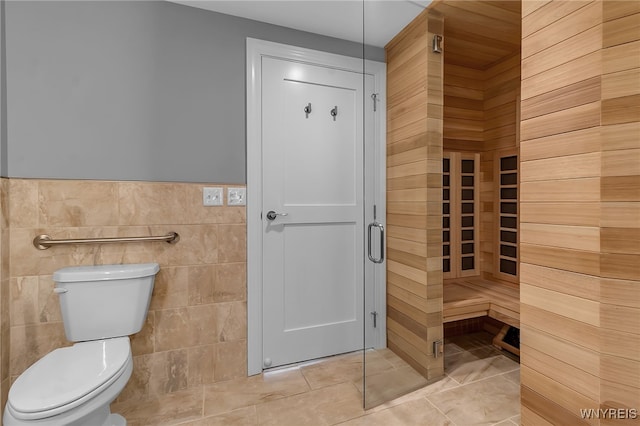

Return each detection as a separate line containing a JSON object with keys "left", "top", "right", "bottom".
{"left": 371, "top": 93, "right": 379, "bottom": 112}
{"left": 371, "top": 311, "right": 378, "bottom": 328}
{"left": 433, "top": 339, "right": 444, "bottom": 358}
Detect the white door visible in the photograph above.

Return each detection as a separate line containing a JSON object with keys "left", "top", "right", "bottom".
{"left": 261, "top": 57, "right": 375, "bottom": 368}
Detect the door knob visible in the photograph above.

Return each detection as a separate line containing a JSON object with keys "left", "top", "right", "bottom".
{"left": 266, "top": 210, "right": 288, "bottom": 221}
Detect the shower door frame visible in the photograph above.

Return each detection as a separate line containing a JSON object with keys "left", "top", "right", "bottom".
{"left": 246, "top": 38, "right": 387, "bottom": 376}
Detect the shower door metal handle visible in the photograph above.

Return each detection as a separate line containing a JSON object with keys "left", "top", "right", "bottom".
{"left": 367, "top": 222, "right": 385, "bottom": 264}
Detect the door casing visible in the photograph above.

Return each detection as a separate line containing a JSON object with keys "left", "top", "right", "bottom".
{"left": 246, "top": 38, "right": 387, "bottom": 375}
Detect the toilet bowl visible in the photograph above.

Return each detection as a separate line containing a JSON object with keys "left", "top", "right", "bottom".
{"left": 4, "top": 263, "right": 160, "bottom": 426}
{"left": 5, "top": 338, "right": 132, "bottom": 426}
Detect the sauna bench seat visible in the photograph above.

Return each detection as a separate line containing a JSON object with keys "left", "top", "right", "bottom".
{"left": 443, "top": 277, "right": 520, "bottom": 329}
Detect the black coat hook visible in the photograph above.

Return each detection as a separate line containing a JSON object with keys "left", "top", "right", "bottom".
{"left": 330, "top": 106, "right": 338, "bottom": 121}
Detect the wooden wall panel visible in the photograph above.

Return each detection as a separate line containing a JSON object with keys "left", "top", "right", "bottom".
{"left": 520, "top": 152, "right": 601, "bottom": 182}
{"left": 603, "top": 11, "right": 640, "bottom": 48}
{"left": 520, "top": 50, "right": 602, "bottom": 100}
{"left": 481, "top": 53, "right": 521, "bottom": 282}
{"left": 522, "top": 344, "right": 599, "bottom": 401}
{"left": 600, "top": 3, "right": 640, "bottom": 413}
{"left": 385, "top": 9, "right": 444, "bottom": 381}
{"left": 522, "top": 1, "right": 589, "bottom": 38}
{"left": 443, "top": 64, "right": 484, "bottom": 150}
{"left": 519, "top": 126, "right": 601, "bottom": 162}
{"left": 522, "top": 24, "right": 602, "bottom": 80}
{"left": 520, "top": 1, "right": 603, "bottom": 421}
{"left": 520, "top": 202, "right": 600, "bottom": 227}
{"left": 521, "top": 1, "right": 640, "bottom": 422}
{"left": 521, "top": 76, "right": 601, "bottom": 121}
{"left": 522, "top": 1, "right": 600, "bottom": 58}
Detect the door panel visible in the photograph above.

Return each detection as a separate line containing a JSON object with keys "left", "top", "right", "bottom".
{"left": 283, "top": 223, "right": 357, "bottom": 331}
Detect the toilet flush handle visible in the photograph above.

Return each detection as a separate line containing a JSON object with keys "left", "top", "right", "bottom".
{"left": 53, "top": 287, "right": 68, "bottom": 294}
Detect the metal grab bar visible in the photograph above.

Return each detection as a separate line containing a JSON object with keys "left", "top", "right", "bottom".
{"left": 33, "top": 232, "right": 180, "bottom": 250}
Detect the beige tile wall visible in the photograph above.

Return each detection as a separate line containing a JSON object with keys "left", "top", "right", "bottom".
{"left": 5, "top": 178, "right": 247, "bottom": 406}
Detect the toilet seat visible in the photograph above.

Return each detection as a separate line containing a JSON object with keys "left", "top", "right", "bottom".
{"left": 7, "top": 337, "right": 131, "bottom": 421}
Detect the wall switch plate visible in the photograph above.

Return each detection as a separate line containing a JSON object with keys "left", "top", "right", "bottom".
{"left": 203, "top": 187, "right": 223, "bottom": 206}
{"left": 227, "top": 187, "right": 246, "bottom": 206}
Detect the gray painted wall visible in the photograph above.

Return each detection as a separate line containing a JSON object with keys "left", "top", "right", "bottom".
{"left": 1, "top": 0, "right": 6, "bottom": 176}
{"left": 5, "top": 1, "right": 384, "bottom": 183}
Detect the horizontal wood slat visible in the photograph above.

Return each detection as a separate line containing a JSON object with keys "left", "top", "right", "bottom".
{"left": 520, "top": 202, "right": 600, "bottom": 227}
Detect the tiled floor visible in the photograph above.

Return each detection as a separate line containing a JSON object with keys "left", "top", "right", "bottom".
{"left": 112, "top": 332, "right": 521, "bottom": 426}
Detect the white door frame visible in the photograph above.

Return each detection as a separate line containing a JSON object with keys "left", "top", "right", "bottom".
{"left": 246, "top": 38, "right": 386, "bottom": 376}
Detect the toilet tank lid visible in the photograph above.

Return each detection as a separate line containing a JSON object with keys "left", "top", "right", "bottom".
{"left": 53, "top": 263, "right": 160, "bottom": 283}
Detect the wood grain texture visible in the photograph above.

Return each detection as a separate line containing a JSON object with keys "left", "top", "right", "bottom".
{"left": 603, "top": 40, "right": 640, "bottom": 74}
{"left": 522, "top": 1, "right": 601, "bottom": 59}
{"left": 602, "top": 122, "right": 640, "bottom": 151}
{"left": 522, "top": 24, "right": 602, "bottom": 80}
{"left": 521, "top": 243, "right": 600, "bottom": 277}
{"left": 520, "top": 202, "right": 600, "bottom": 227}
{"left": 602, "top": 94, "right": 640, "bottom": 125}
{"left": 520, "top": 127, "right": 601, "bottom": 162}
{"left": 434, "top": 2, "right": 520, "bottom": 70}
{"left": 521, "top": 50, "right": 602, "bottom": 100}
{"left": 520, "top": 2, "right": 640, "bottom": 423}
{"left": 522, "top": 1, "right": 589, "bottom": 38}
{"left": 520, "top": 178, "right": 600, "bottom": 202}
{"left": 520, "top": 101, "right": 600, "bottom": 141}
{"left": 521, "top": 365, "right": 599, "bottom": 423}
{"left": 521, "top": 385, "right": 592, "bottom": 426}
{"left": 522, "top": 343, "right": 599, "bottom": 401}
{"left": 602, "top": 68, "right": 640, "bottom": 99}
{"left": 443, "top": 277, "right": 519, "bottom": 327}
{"left": 520, "top": 152, "right": 601, "bottom": 182}
{"left": 603, "top": 11, "right": 640, "bottom": 48}
{"left": 521, "top": 76, "right": 601, "bottom": 121}
{"left": 521, "top": 283, "right": 599, "bottom": 326}
{"left": 602, "top": 176, "right": 640, "bottom": 201}
{"left": 521, "top": 321, "right": 599, "bottom": 373}
{"left": 519, "top": 263, "right": 600, "bottom": 301}
{"left": 520, "top": 223, "right": 600, "bottom": 252}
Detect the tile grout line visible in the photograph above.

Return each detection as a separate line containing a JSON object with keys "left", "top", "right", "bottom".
{"left": 424, "top": 394, "right": 459, "bottom": 426}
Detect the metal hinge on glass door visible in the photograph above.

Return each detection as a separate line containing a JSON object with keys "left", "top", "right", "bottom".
{"left": 433, "top": 340, "right": 444, "bottom": 358}
{"left": 371, "top": 311, "right": 378, "bottom": 328}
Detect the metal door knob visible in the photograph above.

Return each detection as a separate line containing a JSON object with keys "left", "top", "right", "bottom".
{"left": 266, "top": 210, "right": 288, "bottom": 221}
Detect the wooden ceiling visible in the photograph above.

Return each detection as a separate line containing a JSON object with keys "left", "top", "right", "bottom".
{"left": 431, "top": 0, "right": 522, "bottom": 70}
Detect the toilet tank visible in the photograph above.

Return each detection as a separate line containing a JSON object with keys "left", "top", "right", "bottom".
{"left": 53, "top": 263, "right": 160, "bottom": 342}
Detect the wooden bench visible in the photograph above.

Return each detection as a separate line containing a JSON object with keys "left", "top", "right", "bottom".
{"left": 443, "top": 277, "right": 521, "bottom": 355}
{"left": 443, "top": 277, "right": 520, "bottom": 329}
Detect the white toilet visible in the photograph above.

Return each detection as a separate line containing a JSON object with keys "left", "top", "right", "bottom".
{"left": 4, "top": 263, "right": 160, "bottom": 426}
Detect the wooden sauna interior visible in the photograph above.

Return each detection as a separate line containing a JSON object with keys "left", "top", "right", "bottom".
{"left": 387, "top": 0, "right": 640, "bottom": 423}
{"left": 385, "top": 0, "right": 523, "bottom": 383}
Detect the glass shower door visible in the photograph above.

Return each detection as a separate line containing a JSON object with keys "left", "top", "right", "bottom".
{"left": 363, "top": 4, "right": 446, "bottom": 409}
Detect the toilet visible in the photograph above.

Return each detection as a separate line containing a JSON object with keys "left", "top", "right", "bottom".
{"left": 4, "top": 263, "right": 160, "bottom": 426}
